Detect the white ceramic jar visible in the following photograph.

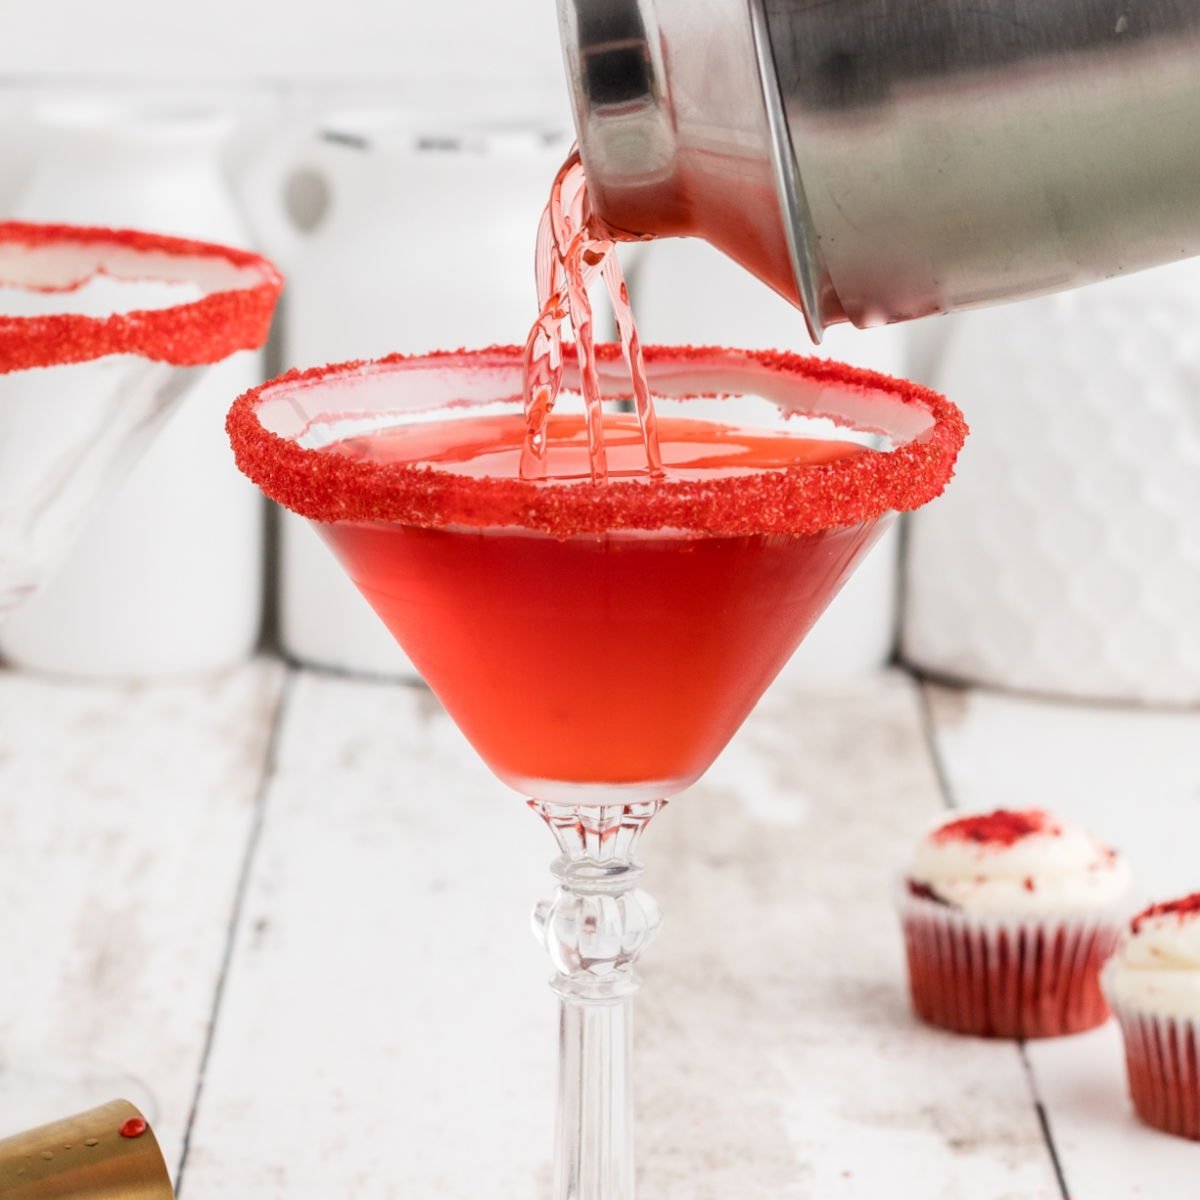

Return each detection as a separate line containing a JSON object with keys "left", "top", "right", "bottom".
{"left": 0, "top": 100, "right": 267, "bottom": 679}
{"left": 631, "top": 236, "right": 908, "bottom": 678}
{"left": 902, "top": 259, "right": 1200, "bottom": 705}
{"left": 243, "top": 115, "right": 568, "bottom": 678}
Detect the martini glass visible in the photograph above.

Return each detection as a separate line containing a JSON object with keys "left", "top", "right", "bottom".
{"left": 0, "top": 220, "right": 281, "bottom": 1126}
{"left": 0, "top": 220, "right": 280, "bottom": 615}
{"left": 228, "top": 343, "right": 965, "bottom": 1197}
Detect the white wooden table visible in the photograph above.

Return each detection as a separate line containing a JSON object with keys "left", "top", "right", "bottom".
{"left": 0, "top": 660, "right": 1195, "bottom": 1198}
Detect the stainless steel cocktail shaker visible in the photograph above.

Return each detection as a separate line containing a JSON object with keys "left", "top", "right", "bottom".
{"left": 558, "top": 0, "right": 1200, "bottom": 340}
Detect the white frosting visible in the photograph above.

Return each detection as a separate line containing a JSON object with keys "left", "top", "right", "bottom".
{"left": 908, "top": 810, "right": 1132, "bottom": 917}
{"left": 1104, "top": 901, "right": 1200, "bottom": 1017}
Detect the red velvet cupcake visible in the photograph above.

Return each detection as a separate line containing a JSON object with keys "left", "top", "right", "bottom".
{"left": 900, "top": 809, "right": 1132, "bottom": 1038}
{"left": 1104, "top": 894, "right": 1200, "bottom": 1140}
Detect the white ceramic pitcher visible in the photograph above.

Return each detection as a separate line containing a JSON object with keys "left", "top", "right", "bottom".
{"left": 903, "top": 258, "right": 1200, "bottom": 705}
{"left": 0, "top": 99, "right": 266, "bottom": 679}
{"left": 242, "top": 114, "right": 568, "bottom": 678}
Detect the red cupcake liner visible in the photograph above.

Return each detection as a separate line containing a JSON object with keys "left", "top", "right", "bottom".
{"left": 899, "top": 893, "right": 1122, "bottom": 1038}
{"left": 1110, "top": 1002, "right": 1200, "bottom": 1140}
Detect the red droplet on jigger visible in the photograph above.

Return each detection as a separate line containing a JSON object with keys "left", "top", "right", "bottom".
{"left": 119, "top": 1118, "right": 147, "bottom": 1139}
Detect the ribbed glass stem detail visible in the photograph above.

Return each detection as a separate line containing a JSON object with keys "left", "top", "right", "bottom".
{"left": 531, "top": 799, "right": 665, "bottom": 1200}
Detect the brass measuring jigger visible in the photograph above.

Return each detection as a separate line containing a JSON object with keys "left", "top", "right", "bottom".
{"left": 0, "top": 1099, "right": 173, "bottom": 1199}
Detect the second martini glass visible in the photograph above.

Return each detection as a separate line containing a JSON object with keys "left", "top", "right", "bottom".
{"left": 229, "top": 344, "right": 965, "bottom": 1197}
{"left": 0, "top": 220, "right": 281, "bottom": 1126}
{"left": 0, "top": 220, "right": 281, "bottom": 615}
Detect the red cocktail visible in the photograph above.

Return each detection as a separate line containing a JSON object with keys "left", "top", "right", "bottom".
{"left": 320, "top": 410, "right": 882, "bottom": 800}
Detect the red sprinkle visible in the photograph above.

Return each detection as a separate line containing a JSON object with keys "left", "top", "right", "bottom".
{"left": 226, "top": 344, "right": 968, "bottom": 538}
{"left": 1132, "top": 892, "right": 1200, "bottom": 934}
{"left": 119, "top": 1117, "right": 147, "bottom": 1139}
{"left": 0, "top": 221, "right": 282, "bottom": 374}
{"left": 933, "top": 809, "right": 1060, "bottom": 847}
{"left": 1023, "top": 876, "right": 1036, "bottom": 892}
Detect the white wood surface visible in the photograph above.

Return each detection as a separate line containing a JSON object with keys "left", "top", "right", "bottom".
{"left": 0, "top": 663, "right": 1196, "bottom": 1195}
{"left": 179, "top": 672, "right": 556, "bottom": 1198}
{"left": 179, "top": 668, "right": 1059, "bottom": 1198}
{"left": 0, "top": 660, "right": 285, "bottom": 1167}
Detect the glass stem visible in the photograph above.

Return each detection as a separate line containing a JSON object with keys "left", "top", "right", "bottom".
{"left": 531, "top": 799, "right": 665, "bottom": 1200}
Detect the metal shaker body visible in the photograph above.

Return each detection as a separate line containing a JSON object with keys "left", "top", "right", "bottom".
{"left": 558, "top": 0, "right": 1200, "bottom": 339}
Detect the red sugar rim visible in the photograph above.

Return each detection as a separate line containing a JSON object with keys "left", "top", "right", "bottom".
{"left": 933, "top": 809, "right": 1061, "bottom": 847}
{"left": 227, "top": 343, "right": 968, "bottom": 537}
{"left": 0, "top": 221, "right": 282, "bottom": 374}
{"left": 1132, "top": 892, "right": 1200, "bottom": 934}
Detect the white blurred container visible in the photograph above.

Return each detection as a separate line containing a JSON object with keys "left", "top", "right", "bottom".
{"left": 0, "top": 100, "right": 266, "bottom": 679}
{"left": 243, "top": 115, "right": 567, "bottom": 678}
{"left": 0, "top": 92, "right": 37, "bottom": 212}
{"left": 902, "top": 259, "right": 1200, "bottom": 705}
{"left": 631, "top": 237, "right": 908, "bottom": 678}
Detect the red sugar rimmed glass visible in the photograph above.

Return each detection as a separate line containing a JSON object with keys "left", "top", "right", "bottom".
{"left": 0, "top": 221, "right": 282, "bottom": 617}
{"left": 229, "top": 343, "right": 965, "bottom": 1199}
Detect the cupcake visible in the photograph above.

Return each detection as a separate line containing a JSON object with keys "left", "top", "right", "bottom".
{"left": 900, "top": 808, "right": 1132, "bottom": 1038}
{"left": 1104, "top": 894, "right": 1200, "bottom": 1140}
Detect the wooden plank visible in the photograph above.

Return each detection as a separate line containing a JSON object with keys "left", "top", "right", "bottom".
{"left": 926, "top": 684, "right": 1200, "bottom": 1199}
{"left": 177, "top": 671, "right": 556, "bottom": 1198}
{"left": 185, "top": 669, "right": 1058, "bottom": 1198}
{"left": 0, "top": 659, "right": 285, "bottom": 1173}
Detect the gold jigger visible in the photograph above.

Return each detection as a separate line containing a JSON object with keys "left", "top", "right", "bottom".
{"left": 0, "top": 1099, "right": 172, "bottom": 1199}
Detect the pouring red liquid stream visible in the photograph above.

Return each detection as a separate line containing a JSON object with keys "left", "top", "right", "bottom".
{"left": 521, "top": 150, "right": 661, "bottom": 483}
